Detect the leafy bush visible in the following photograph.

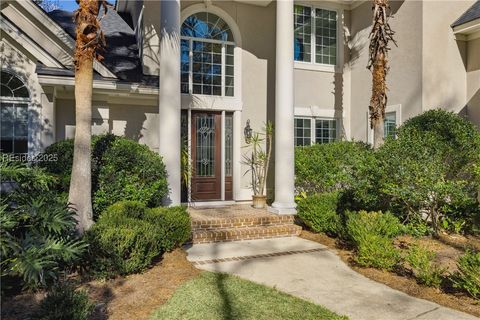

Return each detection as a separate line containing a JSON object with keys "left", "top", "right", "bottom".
{"left": 403, "top": 220, "right": 433, "bottom": 238}
{"left": 295, "top": 142, "right": 379, "bottom": 209}
{"left": 86, "top": 201, "right": 190, "bottom": 277}
{"left": 345, "top": 211, "right": 401, "bottom": 270}
{"left": 297, "top": 192, "right": 340, "bottom": 236}
{"left": 452, "top": 250, "right": 480, "bottom": 299}
{"left": 144, "top": 206, "right": 192, "bottom": 251}
{"left": 0, "top": 158, "right": 86, "bottom": 291}
{"left": 40, "top": 135, "right": 169, "bottom": 218}
{"left": 39, "top": 134, "right": 116, "bottom": 192}
{"left": 93, "top": 138, "right": 169, "bottom": 215}
{"left": 34, "top": 283, "right": 94, "bottom": 320}
{"left": 405, "top": 244, "right": 446, "bottom": 288}
{"left": 377, "top": 110, "right": 480, "bottom": 234}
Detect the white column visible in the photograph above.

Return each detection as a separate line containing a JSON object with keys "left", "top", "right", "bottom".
{"left": 269, "top": 0, "right": 296, "bottom": 215}
{"left": 159, "top": 0, "right": 181, "bottom": 206}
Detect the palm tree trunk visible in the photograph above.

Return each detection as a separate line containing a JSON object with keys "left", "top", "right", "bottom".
{"left": 69, "top": 55, "right": 94, "bottom": 234}
{"left": 368, "top": 0, "right": 396, "bottom": 149}
{"left": 69, "top": 0, "right": 107, "bottom": 233}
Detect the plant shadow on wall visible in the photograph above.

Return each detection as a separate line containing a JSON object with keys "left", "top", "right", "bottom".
{"left": 242, "top": 121, "right": 273, "bottom": 209}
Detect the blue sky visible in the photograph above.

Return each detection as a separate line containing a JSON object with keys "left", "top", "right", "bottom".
{"left": 56, "top": 1, "right": 116, "bottom": 12}
{"left": 57, "top": 0, "right": 78, "bottom": 11}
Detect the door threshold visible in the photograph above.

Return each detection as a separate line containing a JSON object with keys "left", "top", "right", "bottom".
{"left": 182, "top": 200, "right": 236, "bottom": 207}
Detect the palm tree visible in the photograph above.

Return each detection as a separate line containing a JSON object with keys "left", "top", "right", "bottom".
{"left": 367, "top": 0, "right": 396, "bottom": 148}
{"left": 69, "top": 0, "right": 109, "bottom": 233}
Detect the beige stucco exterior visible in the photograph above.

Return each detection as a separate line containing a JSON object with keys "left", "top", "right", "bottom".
{"left": 1, "top": 0, "right": 479, "bottom": 204}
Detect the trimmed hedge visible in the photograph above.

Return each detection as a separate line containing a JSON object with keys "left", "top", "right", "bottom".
{"left": 295, "top": 141, "right": 379, "bottom": 210}
{"left": 345, "top": 211, "right": 402, "bottom": 270}
{"left": 40, "top": 135, "right": 169, "bottom": 218}
{"left": 86, "top": 201, "right": 191, "bottom": 277}
{"left": 297, "top": 192, "right": 340, "bottom": 236}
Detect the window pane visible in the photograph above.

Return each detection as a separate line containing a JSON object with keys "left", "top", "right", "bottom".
{"left": 384, "top": 112, "right": 397, "bottom": 138}
{"left": 225, "top": 114, "right": 233, "bottom": 177}
{"left": 195, "top": 114, "right": 216, "bottom": 176}
{"left": 315, "top": 119, "right": 337, "bottom": 144}
{"left": 14, "top": 138, "right": 28, "bottom": 154}
{"left": 0, "top": 103, "right": 28, "bottom": 154}
{"left": 294, "top": 118, "right": 312, "bottom": 146}
{"left": 181, "top": 39, "right": 190, "bottom": 93}
{"left": 294, "top": 5, "right": 312, "bottom": 63}
{"left": 314, "top": 8, "right": 337, "bottom": 65}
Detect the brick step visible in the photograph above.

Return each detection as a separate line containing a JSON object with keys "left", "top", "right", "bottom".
{"left": 191, "top": 224, "right": 302, "bottom": 244}
{"left": 191, "top": 215, "right": 295, "bottom": 231}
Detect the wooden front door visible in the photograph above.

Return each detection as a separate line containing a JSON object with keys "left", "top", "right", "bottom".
{"left": 191, "top": 112, "right": 222, "bottom": 201}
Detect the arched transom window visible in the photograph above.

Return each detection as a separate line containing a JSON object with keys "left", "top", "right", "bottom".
{"left": 1, "top": 71, "right": 29, "bottom": 154}
{"left": 181, "top": 12, "right": 235, "bottom": 97}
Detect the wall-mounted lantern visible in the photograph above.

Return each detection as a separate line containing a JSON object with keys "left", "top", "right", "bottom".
{"left": 244, "top": 119, "right": 252, "bottom": 144}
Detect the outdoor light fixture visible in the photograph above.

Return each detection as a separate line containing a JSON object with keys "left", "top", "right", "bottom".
{"left": 244, "top": 119, "right": 252, "bottom": 144}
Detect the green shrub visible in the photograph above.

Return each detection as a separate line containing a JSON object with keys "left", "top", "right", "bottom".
{"left": 144, "top": 206, "right": 191, "bottom": 251}
{"left": 452, "top": 250, "right": 480, "bottom": 299}
{"left": 405, "top": 244, "right": 446, "bottom": 288}
{"left": 34, "top": 283, "right": 94, "bottom": 320}
{"left": 403, "top": 220, "right": 433, "bottom": 238}
{"left": 297, "top": 192, "right": 340, "bottom": 236}
{"left": 39, "top": 134, "right": 116, "bottom": 192}
{"left": 377, "top": 110, "right": 480, "bottom": 234}
{"left": 40, "top": 135, "right": 169, "bottom": 218}
{"left": 85, "top": 202, "right": 190, "bottom": 277}
{"left": 345, "top": 211, "right": 402, "bottom": 270}
{"left": 93, "top": 138, "right": 169, "bottom": 215}
{"left": 295, "top": 141, "right": 379, "bottom": 209}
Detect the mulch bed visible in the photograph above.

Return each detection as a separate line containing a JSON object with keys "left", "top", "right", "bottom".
{"left": 1, "top": 249, "right": 200, "bottom": 320}
{"left": 300, "top": 230, "right": 480, "bottom": 318}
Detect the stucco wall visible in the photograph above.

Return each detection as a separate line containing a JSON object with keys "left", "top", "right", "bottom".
{"left": 55, "top": 97, "right": 160, "bottom": 151}
{"left": 348, "top": 0, "right": 423, "bottom": 142}
{"left": 421, "top": 1, "right": 472, "bottom": 113}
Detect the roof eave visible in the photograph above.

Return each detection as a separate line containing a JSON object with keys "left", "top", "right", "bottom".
{"left": 453, "top": 18, "right": 480, "bottom": 41}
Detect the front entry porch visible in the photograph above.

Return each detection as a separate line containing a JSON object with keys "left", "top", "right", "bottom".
{"left": 188, "top": 205, "right": 300, "bottom": 243}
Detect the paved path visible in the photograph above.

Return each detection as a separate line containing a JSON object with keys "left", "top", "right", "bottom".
{"left": 185, "top": 237, "right": 478, "bottom": 320}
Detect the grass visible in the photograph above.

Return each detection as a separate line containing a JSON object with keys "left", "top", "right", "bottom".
{"left": 150, "top": 272, "right": 348, "bottom": 320}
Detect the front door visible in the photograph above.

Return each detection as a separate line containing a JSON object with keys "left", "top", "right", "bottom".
{"left": 191, "top": 112, "right": 222, "bottom": 201}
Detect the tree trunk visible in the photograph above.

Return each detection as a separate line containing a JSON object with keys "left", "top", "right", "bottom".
{"left": 368, "top": 0, "right": 396, "bottom": 149}
{"left": 69, "top": 0, "right": 106, "bottom": 233}
{"left": 69, "top": 55, "right": 94, "bottom": 234}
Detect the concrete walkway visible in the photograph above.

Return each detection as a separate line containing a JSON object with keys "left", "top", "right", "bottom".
{"left": 185, "top": 237, "right": 478, "bottom": 320}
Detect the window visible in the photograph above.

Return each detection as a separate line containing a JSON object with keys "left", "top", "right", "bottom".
{"left": 1, "top": 71, "right": 29, "bottom": 154}
{"left": 295, "top": 118, "right": 311, "bottom": 146}
{"left": 384, "top": 112, "right": 396, "bottom": 138}
{"left": 181, "top": 12, "right": 235, "bottom": 97}
{"left": 294, "top": 5, "right": 337, "bottom": 66}
{"left": 315, "top": 119, "right": 337, "bottom": 144}
{"left": 294, "top": 117, "right": 337, "bottom": 146}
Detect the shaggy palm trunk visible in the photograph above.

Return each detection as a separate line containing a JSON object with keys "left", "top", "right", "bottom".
{"left": 69, "top": 0, "right": 107, "bottom": 233}
{"left": 368, "top": 0, "right": 396, "bottom": 149}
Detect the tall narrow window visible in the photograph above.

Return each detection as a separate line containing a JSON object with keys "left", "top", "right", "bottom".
{"left": 294, "top": 5, "right": 338, "bottom": 66}
{"left": 1, "top": 71, "right": 29, "bottom": 154}
{"left": 225, "top": 114, "right": 233, "bottom": 177}
{"left": 181, "top": 12, "right": 235, "bottom": 97}
{"left": 294, "top": 118, "right": 312, "bottom": 146}
{"left": 384, "top": 112, "right": 397, "bottom": 138}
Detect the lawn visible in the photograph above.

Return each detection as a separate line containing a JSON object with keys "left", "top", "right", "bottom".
{"left": 150, "top": 272, "right": 347, "bottom": 320}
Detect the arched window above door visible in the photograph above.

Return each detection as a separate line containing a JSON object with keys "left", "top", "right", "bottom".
{"left": 180, "top": 12, "right": 235, "bottom": 97}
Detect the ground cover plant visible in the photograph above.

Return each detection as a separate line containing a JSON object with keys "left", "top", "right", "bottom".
{"left": 452, "top": 250, "right": 480, "bottom": 300}
{"left": 150, "top": 272, "right": 348, "bottom": 320}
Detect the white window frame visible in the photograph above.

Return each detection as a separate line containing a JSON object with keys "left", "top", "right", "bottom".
{"left": 294, "top": 116, "right": 339, "bottom": 146}
{"left": 180, "top": 36, "right": 235, "bottom": 98}
{"left": 367, "top": 104, "right": 402, "bottom": 144}
{"left": 293, "top": 2, "right": 344, "bottom": 73}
